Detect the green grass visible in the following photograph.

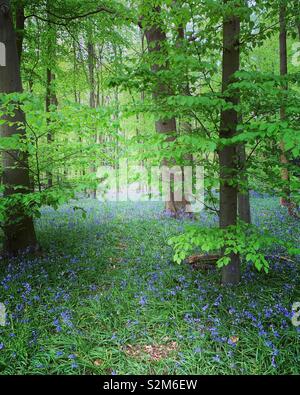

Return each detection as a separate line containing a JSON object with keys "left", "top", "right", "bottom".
{"left": 0, "top": 198, "right": 299, "bottom": 374}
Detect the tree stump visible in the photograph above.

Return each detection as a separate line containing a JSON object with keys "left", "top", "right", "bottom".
{"left": 186, "top": 254, "right": 220, "bottom": 271}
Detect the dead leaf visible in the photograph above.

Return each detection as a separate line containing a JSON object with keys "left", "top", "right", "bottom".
{"left": 116, "top": 243, "right": 127, "bottom": 250}
{"left": 230, "top": 336, "right": 239, "bottom": 344}
{"left": 109, "top": 257, "right": 123, "bottom": 263}
{"left": 187, "top": 254, "right": 220, "bottom": 265}
{"left": 124, "top": 342, "right": 178, "bottom": 361}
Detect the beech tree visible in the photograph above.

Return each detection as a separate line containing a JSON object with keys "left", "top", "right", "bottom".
{"left": 87, "top": 38, "right": 97, "bottom": 199}
{"left": 219, "top": 1, "right": 241, "bottom": 285}
{"left": 142, "top": 4, "right": 189, "bottom": 215}
{"left": 278, "top": 0, "right": 299, "bottom": 217}
{"left": 279, "top": 1, "right": 290, "bottom": 210}
{"left": 45, "top": 0, "right": 58, "bottom": 188}
{"left": 237, "top": 143, "right": 251, "bottom": 224}
{"left": 0, "top": 0, "right": 38, "bottom": 254}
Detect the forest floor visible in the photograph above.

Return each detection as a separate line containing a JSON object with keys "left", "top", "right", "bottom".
{"left": 0, "top": 197, "right": 299, "bottom": 375}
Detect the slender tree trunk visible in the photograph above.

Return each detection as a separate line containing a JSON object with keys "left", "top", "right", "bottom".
{"left": 237, "top": 143, "right": 251, "bottom": 223}
{"left": 0, "top": 1, "right": 38, "bottom": 254}
{"left": 136, "top": 29, "right": 146, "bottom": 193}
{"left": 45, "top": 2, "right": 58, "bottom": 188}
{"left": 278, "top": 3, "right": 300, "bottom": 217}
{"left": 96, "top": 44, "right": 104, "bottom": 166}
{"left": 219, "top": 2, "right": 241, "bottom": 285}
{"left": 279, "top": 3, "right": 290, "bottom": 207}
{"left": 87, "top": 41, "right": 97, "bottom": 199}
{"left": 141, "top": 29, "right": 145, "bottom": 103}
{"left": 73, "top": 40, "right": 79, "bottom": 104}
{"left": 112, "top": 46, "right": 121, "bottom": 195}
{"left": 96, "top": 45, "right": 102, "bottom": 108}
{"left": 88, "top": 42, "right": 96, "bottom": 109}
{"left": 46, "top": 68, "right": 57, "bottom": 188}
{"left": 144, "top": 5, "right": 188, "bottom": 215}
{"left": 177, "top": 24, "right": 194, "bottom": 213}
{"left": 73, "top": 41, "right": 86, "bottom": 185}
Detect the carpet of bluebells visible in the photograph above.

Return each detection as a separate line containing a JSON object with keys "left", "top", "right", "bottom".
{"left": 0, "top": 197, "right": 299, "bottom": 375}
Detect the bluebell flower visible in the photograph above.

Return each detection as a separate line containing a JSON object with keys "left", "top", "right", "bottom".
{"left": 139, "top": 296, "right": 147, "bottom": 306}
{"left": 212, "top": 354, "right": 221, "bottom": 363}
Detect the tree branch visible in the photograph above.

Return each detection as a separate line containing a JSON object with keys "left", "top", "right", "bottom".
{"left": 46, "top": 6, "right": 115, "bottom": 21}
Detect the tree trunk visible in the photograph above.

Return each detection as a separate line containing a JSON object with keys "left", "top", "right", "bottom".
{"left": 177, "top": 24, "right": 194, "bottom": 214}
{"left": 73, "top": 40, "right": 79, "bottom": 103}
{"left": 143, "top": 5, "right": 188, "bottom": 215}
{"left": 46, "top": 69, "right": 58, "bottom": 188}
{"left": 96, "top": 44, "right": 104, "bottom": 167}
{"left": 237, "top": 143, "right": 251, "bottom": 223}
{"left": 0, "top": 1, "right": 38, "bottom": 254}
{"left": 279, "top": 3, "right": 296, "bottom": 216}
{"left": 279, "top": 3, "right": 289, "bottom": 207}
{"left": 87, "top": 41, "right": 97, "bottom": 199}
{"left": 219, "top": 2, "right": 241, "bottom": 285}
{"left": 45, "top": 1, "right": 58, "bottom": 188}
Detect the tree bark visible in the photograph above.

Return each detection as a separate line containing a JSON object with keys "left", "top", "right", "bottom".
{"left": 87, "top": 40, "right": 97, "bottom": 199}
{"left": 46, "top": 68, "right": 58, "bottom": 188}
{"left": 45, "top": 1, "right": 58, "bottom": 188}
{"left": 143, "top": 5, "right": 188, "bottom": 215}
{"left": 0, "top": 0, "right": 38, "bottom": 254}
{"left": 177, "top": 24, "right": 194, "bottom": 214}
{"left": 219, "top": 2, "right": 241, "bottom": 285}
{"left": 237, "top": 143, "right": 251, "bottom": 223}
{"left": 279, "top": 3, "right": 289, "bottom": 205}
{"left": 278, "top": 3, "right": 300, "bottom": 217}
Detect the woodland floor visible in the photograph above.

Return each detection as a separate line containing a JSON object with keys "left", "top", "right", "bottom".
{"left": 0, "top": 197, "right": 299, "bottom": 375}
